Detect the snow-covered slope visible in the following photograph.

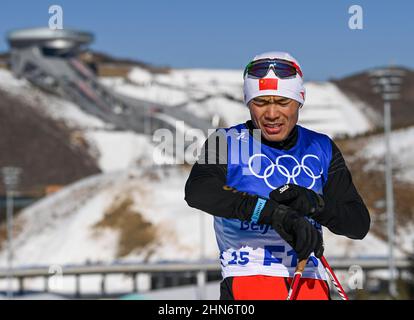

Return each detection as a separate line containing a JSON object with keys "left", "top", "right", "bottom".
{"left": 0, "top": 69, "right": 107, "bottom": 130}
{"left": 0, "top": 69, "right": 172, "bottom": 173}
{"left": 299, "top": 82, "right": 373, "bottom": 137}
{"left": 0, "top": 167, "right": 217, "bottom": 267}
{"left": 353, "top": 125, "right": 414, "bottom": 255}
{"left": 360, "top": 125, "right": 414, "bottom": 184}
{"left": 103, "top": 66, "right": 374, "bottom": 138}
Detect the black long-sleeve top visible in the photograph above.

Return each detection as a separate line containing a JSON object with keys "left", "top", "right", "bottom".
{"left": 185, "top": 120, "right": 370, "bottom": 240}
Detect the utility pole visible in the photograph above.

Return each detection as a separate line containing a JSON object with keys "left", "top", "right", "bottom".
{"left": 1, "top": 166, "right": 22, "bottom": 299}
{"left": 369, "top": 67, "right": 404, "bottom": 299}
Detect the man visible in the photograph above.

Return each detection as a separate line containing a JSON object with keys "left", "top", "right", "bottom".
{"left": 184, "top": 51, "right": 370, "bottom": 300}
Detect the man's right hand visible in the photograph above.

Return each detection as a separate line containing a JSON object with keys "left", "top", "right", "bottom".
{"left": 268, "top": 204, "right": 324, "bottom": 261}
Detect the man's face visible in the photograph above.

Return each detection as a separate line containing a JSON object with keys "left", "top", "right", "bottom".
{"left": 248, "top": 95, "right": 300, "bottom": 142}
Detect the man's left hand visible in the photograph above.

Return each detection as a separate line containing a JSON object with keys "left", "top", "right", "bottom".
{"left": 269, "top": 184, "right": 325, "bottom": 218}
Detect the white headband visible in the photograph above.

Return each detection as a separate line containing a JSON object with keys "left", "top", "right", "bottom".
{"left": 243, "top": 51, "right": 306, "bottom": 106}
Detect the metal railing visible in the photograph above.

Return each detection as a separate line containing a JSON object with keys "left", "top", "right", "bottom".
{"left": 0, "top": 258, "right": 411, "bottom": 298}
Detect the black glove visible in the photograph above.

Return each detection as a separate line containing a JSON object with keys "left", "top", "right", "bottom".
{"left": 269, "top": 184, "right": 325, "bottom": 218}
{"left": 259, "top": 202, "right": 324, "bottom": 260}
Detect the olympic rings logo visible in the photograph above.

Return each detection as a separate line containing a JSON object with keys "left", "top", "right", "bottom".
{"left": 248, "top": 153, "right": 323, "bottom": 190}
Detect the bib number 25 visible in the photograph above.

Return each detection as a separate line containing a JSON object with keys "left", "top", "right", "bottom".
{"left": 226, "top": 246, "right": 319, "bottom": 267}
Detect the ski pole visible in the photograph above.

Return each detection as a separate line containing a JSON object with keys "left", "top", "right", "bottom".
{"left": 320, "top": 255, "right": 349, "bottom": 300}
{"left": 286, "top": 259, "right": 307, "bottom": 300}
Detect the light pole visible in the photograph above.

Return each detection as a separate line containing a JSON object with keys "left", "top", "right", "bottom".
{"left": 197, "top": 212, "right": 206, "bottom": 300}
{"left": 1, "top": 166, "right": 22, "bottom": 299}
{"left": 369, "top": 67, "right": 404, "bottom": 299}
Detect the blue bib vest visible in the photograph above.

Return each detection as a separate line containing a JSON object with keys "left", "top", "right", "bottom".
{"left": 214, "top": 123, "right": 332, "bottom": 279}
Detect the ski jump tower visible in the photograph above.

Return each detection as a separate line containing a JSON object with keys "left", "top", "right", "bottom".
{"left": 7, "top": 28, "right": 210, "bottom": 141}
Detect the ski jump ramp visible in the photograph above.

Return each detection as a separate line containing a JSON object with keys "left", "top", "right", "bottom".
{"left": 7, "top": 28, "right": 212, "bottom": 138}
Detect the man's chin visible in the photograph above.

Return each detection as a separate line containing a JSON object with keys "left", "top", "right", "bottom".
{"left": 268, "top": 136, "right": 286, "bottom": 142}
{"left": 262, "top": 131, "right": 287, "bottom": 142}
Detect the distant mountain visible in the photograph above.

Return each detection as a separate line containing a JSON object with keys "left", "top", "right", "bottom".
{"left": 333, "top": 67, "right": 414, "bottom": 129}
{"left": 78, "top": 50, "right": 171, "bottom": 76}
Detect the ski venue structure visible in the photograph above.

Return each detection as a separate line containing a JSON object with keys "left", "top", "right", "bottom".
{"left": 7, "top": 28, "right": 211, "bottom": 142}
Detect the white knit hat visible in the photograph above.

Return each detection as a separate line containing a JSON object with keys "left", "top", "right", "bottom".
{"left": 243, "top": 51, "right": 305, "bottom": 106}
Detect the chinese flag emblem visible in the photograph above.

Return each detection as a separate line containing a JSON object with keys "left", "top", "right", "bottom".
{"left": 259, "top": 78, "right": 278, "bottom": 90}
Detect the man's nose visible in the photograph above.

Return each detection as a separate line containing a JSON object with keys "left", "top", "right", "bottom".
{"left": 264, "top": 105, "right": 281, "bottom": 119}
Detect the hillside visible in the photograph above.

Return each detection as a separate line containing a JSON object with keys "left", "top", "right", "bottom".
{"left": 336, "top": 126, "right": 414, "bottom": 255}
{"left": 333, "top": 67, "right": 414, "bottom": 129}
{"left": 0, "top": 86, "right": 100, "bottom": 196}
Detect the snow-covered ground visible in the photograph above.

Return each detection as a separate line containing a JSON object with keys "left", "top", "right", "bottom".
{"left": 360, "top": 125, "right": 414, "bottom": 183}
{"left": 84, "top": 131, "right": 157, "bottom": 172}
{"left": 0, "top": 167, "right": 217, "bottom": 267}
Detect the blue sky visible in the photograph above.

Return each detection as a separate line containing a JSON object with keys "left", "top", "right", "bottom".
{"left": 0, "top": 0, "right": 412, "bottom": 80}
